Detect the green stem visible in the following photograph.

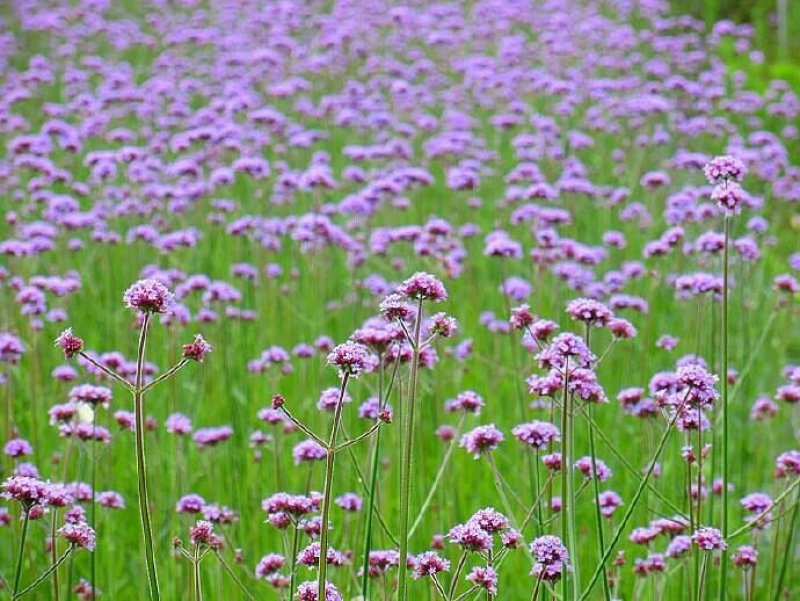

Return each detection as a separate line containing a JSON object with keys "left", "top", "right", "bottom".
{"left": 12, "top": 507, "right": 31, "bottom": 597}
{"left": 193, "top": 545, "right": 202, "bottom": 601}
{"left": 317, "top": 373, "right": 350, "bottom": 600}
{"left": 289, "top": 525, "right": 300, "bottom": 601}
{"left": 91, "top": 410, "right": 97, "bottom": 592}
{"left": 14, "top": 547, "right": 73, "bottom": 600}
{"left": 772, "top": 487, "right": 800, "bottom": 601}
{"left": 718, "top": 215, "right": 730, "bottom": 601}
{"left": 51, "top": 509, "right": 61, "bottom": 601}
{"left": 134, "top": 313, "right": 161, "bottom": 600}
{"left": 561, "top": 358, "right": 570, "bottom": 601}
{"left": 587, "top": 405, "right": 610, "bottom": 601}
{"left": 215, "top": 551, "right": 255, "bottom": 600}
{"left": 397, "top": 298, "right": 424, "bottom": 601}
{"left": 362, "top": 357, "right": 385, "bottom": 600}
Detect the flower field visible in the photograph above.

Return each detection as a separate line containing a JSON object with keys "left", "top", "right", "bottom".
{"left": 1, "top": 1, "right": 799, "bottom": 600}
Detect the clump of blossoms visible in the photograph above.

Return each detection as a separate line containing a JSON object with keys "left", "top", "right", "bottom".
{"left": 54, "top": 279, "right": 211, "bottom": 601}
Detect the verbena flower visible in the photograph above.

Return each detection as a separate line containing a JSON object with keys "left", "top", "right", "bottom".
{"left": 123, "top": 279, "right": 175, "bottom": 313}
{"left": 55, "top": 328, "right": 83, "bottom": 359}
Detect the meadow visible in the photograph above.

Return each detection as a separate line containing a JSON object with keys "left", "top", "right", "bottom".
{"left": 0, "top": 0, "right": 799, "bottom": 600}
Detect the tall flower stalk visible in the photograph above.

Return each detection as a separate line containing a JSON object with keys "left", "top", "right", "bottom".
{"left": 133, "top": 312, "right": 160, "bottom": 599}
{"left": 316, "top": 372, "right": 351, "bottom": 597}
{"left": 386, "top": 272, "right": 449, "bottom": 601}
{"left": 55, "top": 278, "right": 211, "bottom": 601}
{"left": 397, "top": 296, "right": 424, "bottom": 601}
{"left": 704, "top": 155, "right": 746, "bottom": 600}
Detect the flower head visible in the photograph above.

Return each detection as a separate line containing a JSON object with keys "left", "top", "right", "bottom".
{"left": 123, "top": 279, "right": 175, "bottom": 313}
{"left": 703, "top": 155, "right": 746, "bottom": 184}
{"left": 182, "top": 334, "right": 211, "bottom": 362}
{"left": 326, "top": 341, "right": 374, "bottom": 378}
{"left": 58, "top": 522, "right": 96, "bottom": 551}
{"left": 692, "top": 527, "right": 726, "bottom": 551}
{"left": 398, "top": 272, "right": 447, "bottom": 302}
{"left": 460, "top": 424, "right": 504, "bottom": 459}
{"left": 467, "top": 566, "right": 498, "bottom": 594}
{"left": 530, "top": 535, "right": 571, "bottom": 582}
{"left": 55, "top": 328, "right": 83, "bottom": 359}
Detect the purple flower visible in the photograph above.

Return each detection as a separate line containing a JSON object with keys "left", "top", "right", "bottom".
{"left": 327, "top": 341, "right": 374, "bottom": 378}
{"left": 530, "top": 535, "right": 571, "bottom": 582}
{"left": 398, "top": 272, "right": 447, "bottom": 302}
{"left": 466, "top": 566, "right": 498, "bottom": 594}
{"left": 575, "top": 456, "right": 612, "bottom": 482}
{"left": 334, "top": 492, "right": 362, "bottom": 512}
{"left": 123, "top": 279, "right": 175, "bottom": 313}
{"left": 55, "top": 328, "right": 83, "bottom": 359}
{"left": 255, "top": 553, "right": 285, "bottom": 577}
{"left": 460, "top": 424, "right": 504, "bottom": 459}
{"left": 536, "top": 333, "right": 595, "bottom": 370}
{"left": 189, "top": 520, "right": 223, "bottom": 548}
{"left": 566, "top": 298, "right": 613, "bottom": 326}
{"left": 666, "top": 535, "right": 692, "bottom": 558}
{"left": 296, "top": 581, "right": 342, "bottom": 601}
{"left": 511, "top": 421, "right": 560, "bottom": 450}
{"left": 448, "top": 521, "right": 493, "bottom": 552}
{"left": 4, "top": 438, "right": 33, "bottom": 458}
{"left": 166, "top": 413, "right": 193, "bottom": 435}
{"left": 711, "top": 183, "right": 746, "bottom": 216}
{"left": 692, "top": 527, "right": 727, "bottom": 551}
{"left": 732, "top": 545, "right": 757, "bottom": 569}
{"left": 412, "top": 551, "right": 450, "bottom": 579}
{"left": 182, "top": 334, "right": 211, "bottom": 362}
{"left": 176, "top": 494, "right": 206, "bottom": 514}
{"left": 2, "top": 476, "right": 50, "bottom": 507}
{"left": 58, "top": 522, "right": 96, "bottom": 551}
{"left": 69, "top": 384, "right": 113, "bottom": 408}
{"left": 293, "top": 439, "right": 327, "bottom": 464}
{"left": 428, "top": 312, "right": 458, "bottom": 338}
{"left": 703, "top": 155, "right": 746, "bottom": 184}
{"left": 445, "top": 390, "right": 484, "bottom": 415}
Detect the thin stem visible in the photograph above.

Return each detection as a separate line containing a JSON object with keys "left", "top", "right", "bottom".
{"left": 91, "top": 410, "right": 97, "bottom": 592}
{"left": 141, "top": 359, "right": 189, "bottom": 394}
{"left": 12, "top": 507, "right": 31, "bottom": 597}
{"left": 51, "top": 509, "right": 61, "bottom": 601}
{"left": 487, "top": 454, "right": 519, "bottom": 527}
{"left": 729, "top": 477, "right": 800, "bottom": 538}
{"left": 278, "top": 406, "right": 327, "bottom": 447}
{"left": 772, "top": 487, "right": 800, "bottom": 601}
{"left": 587, "top": 405, "right": 610, "bottom": 601}
{"left": 193, "top": 545, "right": 202, "bottom": 601}
{"left": 333, "top": 419, "right": 383, "bottom": 453}
{"left": 362, "top": 356, "right": 387, "bottom": 600}
{"left": 78, "top": 352, "right": 135, "bottom": 392}
{"left": 215, "top": 551, "right": 255, "bottom": 600}
{"left": 134, "top": 313, "right": 161, "bottom": 601}
{"left": 560, "top": 358, "right": 570, "bottom": 601}
{"left": 289, "top": 525, "right": 300, "bottom": 601}
{"left": 448, "top": 551, "right": 468, "bottom": 599}
{"left": 13, "top": 547, "right": 73, "bottom": 600}
{"left": 317, "top": 373, "right": 350, "bottom": 600}
{"left": 531, "top": 574, "right": 544, "bottom": 601}
{"left": 397, "top": 297, "right": 424, "bottom": 601}
{"left": 718, "top": 214, "right": 730, "bottom": 601}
